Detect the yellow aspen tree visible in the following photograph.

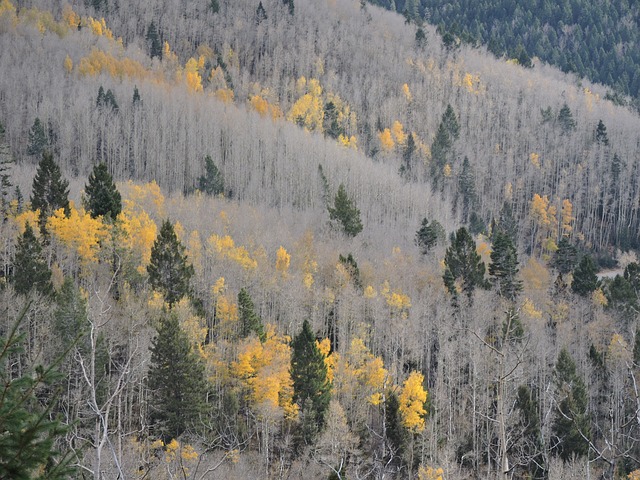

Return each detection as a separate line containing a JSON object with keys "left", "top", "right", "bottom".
{"left": 391, "top": 120, "right": 407, "bottom": 146}
{"left": 378, "top": 128, "right": 395, "bottom": 152}
{"left": 530, "top": 152, "right": 540, "bottom": 168}
{"left": 47, "top": 205, "right": 109, "bottom": 265}
{"left": 116, "top": 203, "right": 157, "bottom": 273}
{"left": 275, "top": 245, "right": 290, "bottom": 276}
{"left": 402, "top": 83, "right": 412, "bottom": 102}
{"left": 417, "top": 465, "right": 444, "bottom": 480}
{"left": 398, "top": 370, "right": 427, "bottom": 432}
{"left": 63, "top": 55, "right": 73, "bottom": 73}
{"left": 214, "top": 88, "right": 234, "bottom": 103}
{"left": 184, "top": 57, "right": 203, "bottom": 93}
{"left": 561, "top": 199, "right": 574, "bottom": 235}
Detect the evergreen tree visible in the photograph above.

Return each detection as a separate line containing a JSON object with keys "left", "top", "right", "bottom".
{"left": 443, "top": 227, "right": 489, "bottom": 300}
{"left": 27, "top": 118, "right": 47, "bottom": 157}
{"left": 0, "top": 305, "right": 75, "bottom": 479}
{"left": 496, "top": 202, "right": 518, "bottom": 241}
{"left": 338, "top": 253, "right": 362, "bottom": 290}
{"left": 96, "top": 86, "right": 105, "bottom": 108}
{"left": 458, "top": 156, "right": 476, "bottom": 221}
{"left": 430, "top": 104, "right": 459, "bottom": 188}
{"left": 146, "top": 21, "right": 162, "bottom": 59}
{"left": 148, "top": 312, "right": 207, "bottom": 441}
{"left": 328, "top": 183, "right": 363, "bottom": 237}
{"left": 0, "top": 121, "right": 13, "bottom": 221}
{"left": 30, "top": 151, "right": 70, "bottom": 232}
{"left": 132, "top": 85, "right": 141, "bottom": 105}
{"left": 11, "top": 222, "right": 52, "bottom": 296}
{"left": 552, "top": 348, "right": 590, "bottom": 460}
{"left": 552, "top": 238, "right": 578, "bottom": 279}
{"left": 515, "top": 385, "right": 546, "bottom": 479}
{"left": 385, "top": 391, "right": 407, "bottom": 458}
{"left": 415, "top": 218, "right": 442, "bottom": 255}
{"left": 283, "top": 0, "right": 294, "bottom": 15}
{"left": 210, "top": 0, "right": 220, "bottom": 13}
{"left": 571, "top": 254, "right": 599, "bottom": 297}
{"left": 238, "top": 288, "right": 265, "bottom": 341}
{"left": 84, "top": 162, "right": 122, "bottom": 219}
{"left": 197, "top": 155, "right": 224, "bottom": 195}
{"left": 595, "top": 119, "right": 609, "bottom": 146}
{"left": 557, "top": 103, "right": 576, "bottom": 135}
{"left": 256, "top": 1, "right": 267, "bottom": 24}
{"left": 291, "top": 320, "right": 331, "bottom": 432}
{"left": 147, "top": 220, "right": 194, "bottom": 307}
{"left": 53, "top": 276, "right": 88, "bottom": 350}
{"left": 323, "top": 101, "right": 343, "bottom": 139}
{"left": 401, "top": 132, "right": 417, "bottom": 177}
{"left": 489, "top": 230, "right": 522, "bottom": 301}
{"left": 415, "top": 27, "right": 426, "bottom": 48}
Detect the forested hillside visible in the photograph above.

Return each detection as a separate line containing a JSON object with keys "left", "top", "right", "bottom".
{"left": 370, "top": 0, "right": 640, "bottom": 108}
{"left": 2, "top": 0, "right": 640, "bottom": 479}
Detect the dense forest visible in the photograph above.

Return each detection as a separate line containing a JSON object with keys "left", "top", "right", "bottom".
{"left": 369, "top": 0, "right": 640, "bottom": 109}
{"left": 2, "top": 0, "right": 640, "bottom": 478}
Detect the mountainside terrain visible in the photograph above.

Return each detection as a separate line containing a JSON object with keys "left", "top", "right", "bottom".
{"left": 1, "top": 0, "right": 640, "bottom": 479}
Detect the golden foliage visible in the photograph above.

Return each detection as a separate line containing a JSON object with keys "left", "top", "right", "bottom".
{"left": 391, "top": 120, "right": 407, "bottom": 146}
{"left": 378, "top": 128, "right": 395, "bottom": 152}
{"left": 561, "top": 199, "right": 574, "bottom": 235}
{"left": 77, "top": 48, "right": 150, "bottom": 81}
{"left": 275, "top": 245, "right": 290, "bottom": 276}
{"left": 399, "top": 370, "right": 427, "bottom": 432}
{"left": 47, "top": 205, "right": 109, "bottom": 265}
{"left": 418, "top": 465, "right": 444, "bottom": 480}
{"left": 184, "top": 57, "right": 203, "bottom": 93}
{"left": 233, "top": 325, "right": 297, "bottom": 419}
{"left": 521, "top": 257, "right": 550, "bottom": 292}
{"left": 207, "top": 233, "right": 257, "bottom": 270}
{"left": 530, "top": 152, "right": 540, "bottom": 168}
{"left": 63, "top": 54, "right": 73, "bottom": 73}
{"left": 402, "top": 83, "right": 412, "bottom": 101}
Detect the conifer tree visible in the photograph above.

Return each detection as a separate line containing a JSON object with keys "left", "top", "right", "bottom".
{"left": 571, "top": 254, "right": 599, "bottom": 297}
{"left": 256, "top": 1, "right": 267, "bottom": 24}
{"left": 147, "top": 220, "right": 194, "bottom": 308}
{"left": 328, "top": 183, "right": 363, "bottom": 237}
{"left": 557, "top": 103, "right": 576, "bottom": 135}
{"left": 238, "top": 287, "right": 265, "bottom": 341}
{"left": 197, "top": 155, "right": 224, "bottom": 195}
{"left": 458, "top": 156, "right": 476, "bottom": 221}
{"left": 552, "top": 348, "right": 590, "bottom": 460}
{"left": 53, "top": 277, "right": 88, "bottom": 350}
{"left": 489, "top": 230, "right": 522, "bottom": 301}
{"left": 11, "top": 222, "right": 52, "bottom": 296}
{"left": 146, "top": 21, "right": 162, "bottom": 59}
{"left": 552, "top": 238, "right": 578, "bottom": 280}
{"left": 210, "top": 0, "right": 220, "bottom": 13}
{"left": 415, "top": 218, "right": 442, "bottom": 255}
{"left": 132, "top": 86, "right": 141, "bottom": 105}
{"left": 27, "top": 118, "right": 47, "bottom": 157}
{"left": 401, "top": 132, "right": 417, "bottom": 176}
{"left": 148, "top": 312, "right": 207, "bottom": 441}
{"left": 30, "top": 151, "right": 70, "bottom": 232}
{"left": 515, "top": 385, "right": 546, "bottom": 478}
{"left": 0, "top": 121, "right": 13, "bottom": 221}
{"left": 0, "top": 305, "right": 75, "bottom": 479}
{"left": 385, "top": 391, "right": 406, "bottom": 459}
{"left": 443, "top": 227, "right": 488, "bottom": 300}
{"left": 595, "top": 119, "right": 609, "bottom": 146}
{"left": 291, "top": 320, "right": 331, "bottom": 431}
{"left": 84, "top": 162, "right": 122, "bottom": 219}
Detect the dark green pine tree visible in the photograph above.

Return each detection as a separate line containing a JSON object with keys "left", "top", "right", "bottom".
{"left": 238, "top": 287, "right": 265, "bottom": 341}
{"left": 552, "top": 348, "right": 591, "bottom": 460}
{"left": 430, "top": 104, "right": 459, "bottom": 188}
{"left": 0, "top": 306, "right": 76, "bottom": 479}
{"left": 0, "top": 121, "right": 13, "bottom": 221}
{"left": 210, "top": 0, "right": 220, "bottom": 13}
{"left": 515, "top": 385, "right": 546, "bottom": 479}
{"left": 634, "top": 328, "right": 640, "bottom": 367}
{"left": 30, "top": 151, "right": 70, "bottom": 233}
{"left": 496, "top": 202, "right": 518, "bottom": 242}
{"left": 197, "top": 155, "right": 224, "bottom": 196}
{"left": 385, "top": 390, "right": 407, "bottom": 459}
{"left": 415, "top": 27, "right": 426, "bottom": 48}
{"left": 400, "top": 132, "right": 417, "bottom": 177}
{"left": 557, "top": 103, "right": 576, "bottom": 135}
{"left": 104, "top": 89, "right": 118, "bottom": 111}
{"left": 551, "top": 238, "right": 578, "bottom": 288}
{"left": 290, "top": 320, "right": 331, "bottom": 433}
{"left": 595, "top": 119, "right": 609, "bottom": 146}
{"left": 84, "top": 163, "right": 122, "bottom": 219}
{"left": 146, "top": 21, "right": 162, "bottom": 59}
{"left": 132, "top": 85, "right": 141, "bottom": 105}
{"left": 489, "top": 230, "right": 522, "bottom": 301}
{"left": 256, "top": 1, "right": 267, "bottom": 24}
{"left": 148, "top": 312, "right": 207, "bottom": 441}
{"left": 323, "top": 101, "right": 343, "bottom": 140}
{"left": 11, "top": 222, "right": 52, "bottom": 297}
{"left": 624, "top": 262, "right": 640, "bottom": 296}
{"left": 458, "top": 156, "right": 476, "bottom": 222}
{"left": 605, "top": 274, "right": 637, "bottom": 316}
{"left": 415, "top": 218, "right": 442, "bottom": 255}
{"left": 338, "top": 253, "right": 362, "bottom": 290}
{"left": 443, "top": 227, "right": 489, "bottom": 300}
{"left": 571, "top": 255, "right": 599, "bottom": 297}
{"left": 283, "top": 0, "right": 294, "bottom": 15}
{"left": 328, "top": 183, "right": 363, "bottom": 237}
{"left": 27, "top": 118, "right": 48, "bottom": 157}
{"left": 96, "top": 86, "right": 105, "bottom": 107}
{"left": 442, "top": 104, "right": 460, "bottom": 140}
{"left": 147, "top": 220, "right": 194, "bottom": 308}
{"left": 53, "top": 277, "right": 88, "bottom": 351}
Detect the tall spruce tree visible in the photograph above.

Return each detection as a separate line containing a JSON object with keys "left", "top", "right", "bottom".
{"left": 328, "top": 183, "right": 363, "bottom": 237}
{"left": 27, "top": 118, "right": 47, "bottom": 157}
{"left": 146, "top": 21, "right": 162, "bottom": 59}
{"left": 443, "top": 227, "right": 488, "bottom": 300}
{"left": 238, "top": 287, "right": 265, "bottom": 341}
{"left": 415, "top": 218, "right": 443, "bottom": 255}
{"left": 84, "top": 163, "right": 122, "bottom": 219}
{"left": 197, "top": 155, "right": 224, "bottom": 196}
{"left": 0, "top": 305, "right": 75, "bottom": 479}
{"left": 290, "top": 320, "right": 331, "bottom": 432}
{"left": 552, "top": 238, "right": 578, "bottom": 280}
{"left": 148, "top": 312, "right": 207, "bottom": 441}
{"left": 147, "top": 220, "right": 194, "bottom": 307}
{"left": 30, "top": 151, "right": 70, "bottom": 233}
{"left": 571, "top": 254, "right": 599, "bottom": 297}
{"left": 552, "top": 348, "right": 590, "bottom": 460}
{"left": 0, "top": 121, "right": 13, "bottom": 221}
{"left": 489, "top": 230, "right": 522, "bottom": 301}
{"left": 11, "top": 222, "right": 52, "bottom": 296}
